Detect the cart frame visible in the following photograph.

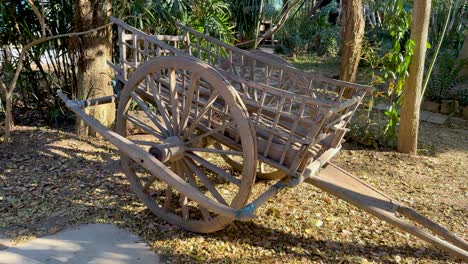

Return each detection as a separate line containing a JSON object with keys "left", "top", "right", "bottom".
{"left": 56, "top": 17, "right": 467, "bottom": 260}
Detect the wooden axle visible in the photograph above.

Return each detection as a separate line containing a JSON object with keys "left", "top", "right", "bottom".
{"left": 58, "top": 92, "right": 119, "bottom": 109}
{"left": 148, "top": 136, "right": 185, "bottom": 163}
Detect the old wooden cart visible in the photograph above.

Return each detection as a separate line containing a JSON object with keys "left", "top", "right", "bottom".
{"left": 57, "top": 17, "right": 468, "bottom": 260}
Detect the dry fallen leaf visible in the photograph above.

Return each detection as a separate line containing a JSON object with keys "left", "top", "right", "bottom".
{"left": 309, "top": 219, "right": 323, "bottom": 227}
{"left": 1, "top": 123, "right": 466, "bottom": 263}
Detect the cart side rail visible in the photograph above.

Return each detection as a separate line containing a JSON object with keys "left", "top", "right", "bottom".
{"left": 176, "top": 22, "right": 374, "bottom": 92}
{"left": 174, "top": 21, "right": 373, "bottom": 142}
{"left": 109, "top": 17, "right": 367, "bottom": 176}
{"left": 172, "top": 20, "right": 371, "bottom": 166}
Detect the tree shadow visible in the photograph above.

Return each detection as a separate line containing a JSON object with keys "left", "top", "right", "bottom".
{"left": 0, "top": 126, "right": 463, "bottom": 263}
{"left": 149, "top": 219, "right": 453, "bottom": 262}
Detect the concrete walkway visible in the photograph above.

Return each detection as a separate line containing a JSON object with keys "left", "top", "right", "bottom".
{"left": 0, "top": 224, "right": 160, "bottom": 264}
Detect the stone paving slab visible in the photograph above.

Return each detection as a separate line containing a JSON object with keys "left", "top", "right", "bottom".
{"left": 374, "top": 103, "right": 448, "bottom": 124}
{"left": 0, "top": 224, "right": 160, "bottom": 264}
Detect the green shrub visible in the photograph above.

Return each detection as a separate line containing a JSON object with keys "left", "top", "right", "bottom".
{"left": 275, "top": 2, "right": 339, "bottom": 58}
{"left": 426, "top": 51, "right": 467, "bottom": 104}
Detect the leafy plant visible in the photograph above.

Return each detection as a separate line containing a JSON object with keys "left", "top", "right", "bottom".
{"left": 429, "top": 0, "right": 467, "bottom": 54}
{"left": 0, "top": 0, "right": 77, "bottom": 122}
{"left": 275, "top": 2, "right": 339, "bottom": 58}
{"left": 113, "top": 0, "right": 190, "bottom": 34}
{"left": 189, "top": 0, "right": 235, "bottom": 44}
{"left": 426, "top": 51, "right": 468, "bottom": 104}
{"left": 358, "top": 0, "right": 414, "bottom": 147}
{"left": 232, "top": 0, "right": 264, "bottom": 42}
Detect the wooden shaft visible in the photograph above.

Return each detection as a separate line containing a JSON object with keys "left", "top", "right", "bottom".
{"left": 397, "top": 206, "right": 468, "bottom": 252}
{"left": 305, "top": 163, "right": 468, "bottom": 260}
{"left": 58, "top": 91, "right": 118, "bottom": 109}
{"left": 299, "top": 147, "right": 341, "bottom": 182}
{"left": 238, "top": 179, "right": 291, "bottom": 217}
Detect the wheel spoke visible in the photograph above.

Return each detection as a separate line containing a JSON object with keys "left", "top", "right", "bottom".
{"left": 179, "top": 161, "right": 211, "bottom": 222}
{"left": 179, "top": 73, "right": 200, "bottom": 133}
{"left": 169, "top": 68, "right": 180, "bottom": 135}
{"left": 184, "top": 121, "right": 233, "bottom": 146}
{"left": 186, "top": 153, "right": 241, "bottom": 186}
{"left": 130, "top": 92, "right": 170, "bottom": 137}
{"left": 143, "top": 174, "right": 158, "bottom": 193}
{"left": 259, "top": 162, "right": 265, "bottom": 174}
{"left": 174, "top": 162, "right": 189, "bottom": 220}
{"left": 124, "top": 114, "right": 164, "bottom": 140}
{"left": 183, "top": 158, "right": 228, "bottom": 206}
{"left": 186, "top": 147, "right": 243, "bottom": 156}
{"left": 182, "top": 90, "right": 220, "bottom": 140}
{"left": 148, "top": 74, "right": 174, "bottom": 135}
{"left": 199, "top": 205, "right": 211, "bottom": 222}
{"left": 180, "top": 195, "right": 189, "bottom": 220}
{"left": 164, "top": 185, "right": 173, "bottom": 210}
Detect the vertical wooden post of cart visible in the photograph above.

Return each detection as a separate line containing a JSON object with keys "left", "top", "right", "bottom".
{"left": 118, "top": 25, "right": 127, "bottom": 81}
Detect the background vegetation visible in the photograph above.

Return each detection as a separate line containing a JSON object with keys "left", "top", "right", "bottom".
{"left": 0, "top": 0, "right": 466, "bottom": 148}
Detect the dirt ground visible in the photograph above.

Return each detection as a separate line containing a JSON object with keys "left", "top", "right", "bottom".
{"left": 0, "top": 118, "right": 466, "bottom": 263}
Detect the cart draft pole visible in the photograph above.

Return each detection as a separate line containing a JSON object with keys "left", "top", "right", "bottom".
{"left": 306, "top": 163, "right": 468, "bottom": 260}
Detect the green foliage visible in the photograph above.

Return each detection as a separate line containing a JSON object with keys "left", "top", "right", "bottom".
{"left": 189, "top": 0, "right": 235, "bottom": 44}
{"left": 382, "top": 38, "right": 414, "bottom": 145}
{"left": 275, "top": 2, "right": 339, "bottom": 58}
{"left": 359, "top": 0, "right": 415, "bottom": 147}
{"left": 113, "top": 0, "right": 235, "bottom": 44}
{"left": 426, "top": 51, "right": 468, "bottom": 104}
{"left": 0, "top": 1, "right": 43, "bottom": 44}
{"left": 346, "top": 109, "right": 388, "bottom": 148}
{"left": 231, "top": 0, "right": 264, "bottom": 41}
{"left": 0, "top": 0, "right": 76, "bottom": 123}
{"left": 356, "top": 0, "right": 467, "bottom": 149}
{"left": 429, "top": 0, "right": 466, "bottom": 54}
{"left": 113, "top": 0, "right": 190, "bottom": 33}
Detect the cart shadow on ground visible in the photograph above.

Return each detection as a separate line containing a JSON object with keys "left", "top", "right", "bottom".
{"left": 158, "top": 224, "right": 449, "bottom": 262}
{"left": 0, "top": 127, "right": 459, "bottom": 262}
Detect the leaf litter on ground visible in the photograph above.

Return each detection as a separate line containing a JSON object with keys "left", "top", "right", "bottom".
{"left": 0, "top": 119, "right": 467, "bottom": 263}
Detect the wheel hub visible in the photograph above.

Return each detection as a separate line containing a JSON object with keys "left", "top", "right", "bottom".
{"left": 149, "top": 136, "right": 186, "bottom": 163}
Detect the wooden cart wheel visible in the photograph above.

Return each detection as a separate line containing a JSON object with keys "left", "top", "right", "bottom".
{"left": 116, "top": 56, "right": 256, "bottom": 233}
{"left": 213, "top": 142, "right": 286, "bottom": 180}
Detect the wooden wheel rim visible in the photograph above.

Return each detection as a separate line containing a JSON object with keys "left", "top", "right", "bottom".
{"left": 116, "top": 56, "right": 256, "bottom": 233}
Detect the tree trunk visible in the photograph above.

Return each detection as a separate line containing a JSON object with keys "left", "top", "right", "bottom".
{"left": 397, "top": 0, "right": 432, "bottom": 154}
{"left": 74, "top": 0, "right": 115, "bottom": 136}
{"left": 339, "top": 0, "right": 365, "bottom": 97}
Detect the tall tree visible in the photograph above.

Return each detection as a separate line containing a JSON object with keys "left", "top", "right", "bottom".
{"left": 339, "top": 0, "right": 365, "bottom": 87}
{"left": 74, "top": 0, "right": 115, "bottom": 136}
{"left": 397, "top": 0, "right": 432, "bottom": 154}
